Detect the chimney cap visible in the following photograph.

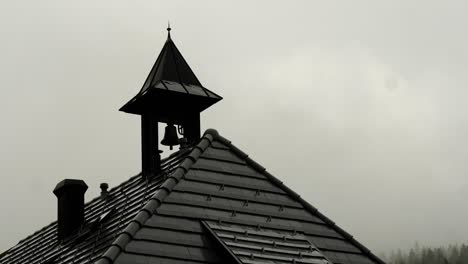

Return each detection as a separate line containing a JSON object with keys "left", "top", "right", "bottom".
{"left": 100, "top": 182, "right": 109, "bottom": 190}
{"left": 53, "top": 179, "right": 88, "bottom": 196}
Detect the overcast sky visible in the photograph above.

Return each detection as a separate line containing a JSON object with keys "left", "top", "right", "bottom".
{"left": 0, "top": 0, "right": 467, "bottom": 255}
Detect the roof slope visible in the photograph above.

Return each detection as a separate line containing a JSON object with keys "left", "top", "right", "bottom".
{"left": 98, "top": 129, "right": 385, "bottom": 264}
{"left": 0, "top": 129, "right": 385, "bottom": 264}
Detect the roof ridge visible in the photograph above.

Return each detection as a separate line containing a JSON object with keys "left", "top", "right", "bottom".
{"left": 95, "top": 133, "right": 215, "bottom": 264}
{"left": 207, "top": 128, "right": 386, "bottom": 264}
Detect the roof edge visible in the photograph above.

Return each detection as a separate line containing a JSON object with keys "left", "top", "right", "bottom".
{"left": 94, "top": 133, "right": 215, "bottom": 264}
{"left": 207, "top": 128, "right": 386, "bottom": 264}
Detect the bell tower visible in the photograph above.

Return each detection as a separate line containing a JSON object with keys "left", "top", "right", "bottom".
{"left": 120, "top": 26, "right": 222, "bottom": 178}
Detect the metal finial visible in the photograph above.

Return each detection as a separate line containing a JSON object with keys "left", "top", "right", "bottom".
{"left": 167, "top": 21, "right": 171, "bottom": 39}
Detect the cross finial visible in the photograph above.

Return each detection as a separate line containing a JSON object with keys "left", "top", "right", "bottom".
{"left": 167, "top": 21, "right": 171, "bottom": 39}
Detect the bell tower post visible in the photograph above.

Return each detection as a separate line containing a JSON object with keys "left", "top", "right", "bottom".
{"left": 182, "top": 113, "right": 200, "bottom": 144}
{"left": 141, "top": 114, "right": 160, "bottom": 178}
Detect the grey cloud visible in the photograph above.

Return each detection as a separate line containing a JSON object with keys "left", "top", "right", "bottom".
{"left": 0, "top": 0, "right": 467, "bottom": 254}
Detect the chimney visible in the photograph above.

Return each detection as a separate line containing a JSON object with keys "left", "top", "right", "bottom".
{"left": 100, "top": 182, "right": 109, "bottom": 199}
{"left": 53, "top": 179, "right": 88, "bottom": 241}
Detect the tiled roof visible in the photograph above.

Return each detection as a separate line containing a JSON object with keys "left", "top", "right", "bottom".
{"left": 0, "top": 129, "right": 385, "bottom": 264}
{"left": 0, "top": 149, "right": 191, "bottom": 264}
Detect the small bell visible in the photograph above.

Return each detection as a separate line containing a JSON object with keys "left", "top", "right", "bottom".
{"left": 161, "top": 124, "right": 179, "bottom": 150}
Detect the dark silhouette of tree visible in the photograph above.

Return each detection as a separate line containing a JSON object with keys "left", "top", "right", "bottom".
{"left": 384, "top": 243, "right": 468, "bottom": 264}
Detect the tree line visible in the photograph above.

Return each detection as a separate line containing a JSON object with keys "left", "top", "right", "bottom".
{"left": 383, "top": 244, "right": 468, "bottom": 264}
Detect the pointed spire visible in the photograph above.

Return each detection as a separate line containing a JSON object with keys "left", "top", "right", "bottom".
{"left": 167, "top": 21, "right": 171, "bottom": 40}
{"left": 139, "top": 27, "right": 203, "bottom": 92}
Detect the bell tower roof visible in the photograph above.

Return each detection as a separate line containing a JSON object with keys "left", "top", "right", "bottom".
{"left": 140, "top": 25, "right": 202, "bottom": 91}
{"left": 119, "top": 27, "right": 222, "bottom": 121}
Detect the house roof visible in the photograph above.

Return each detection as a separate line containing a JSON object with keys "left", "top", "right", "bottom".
{"left": 0, "top": 129, "right": 385, "bottom": 264}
